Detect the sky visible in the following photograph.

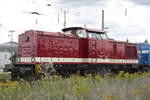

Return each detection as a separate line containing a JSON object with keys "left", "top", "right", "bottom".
{"left": 0, "top": 0, "right": 150, "bottom": 44}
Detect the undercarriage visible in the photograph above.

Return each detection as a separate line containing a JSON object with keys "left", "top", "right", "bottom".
{"left": 11, "top": 63, "right": 143, "bottom": 80}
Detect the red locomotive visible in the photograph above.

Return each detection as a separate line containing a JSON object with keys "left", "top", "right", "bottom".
{"left": 11, "top": 27, "right": 141, "bottom": 79}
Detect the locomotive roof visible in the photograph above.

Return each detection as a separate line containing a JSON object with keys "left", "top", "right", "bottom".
{"left": 62, "top": 27, "right": 107, "bottom": 34}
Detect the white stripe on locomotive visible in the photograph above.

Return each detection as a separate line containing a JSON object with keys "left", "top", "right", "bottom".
{"left": 19, "top": 57, "right": 138, "bottom": 64}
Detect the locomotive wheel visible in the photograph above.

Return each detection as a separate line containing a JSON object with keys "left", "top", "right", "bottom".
{"left": 40, "top": 63, "right": 57, "bottom": 78}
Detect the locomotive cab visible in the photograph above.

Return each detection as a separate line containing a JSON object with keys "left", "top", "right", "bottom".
{"left": 62, "top": 27, "right": 108, "bottom": 40}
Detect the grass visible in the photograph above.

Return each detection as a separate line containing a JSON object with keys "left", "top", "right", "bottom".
{"left": 0, "top": 73, "right": 11, "bottom": 80}
{"left": 0, "top": 72, "right": 150, "bottom": 100}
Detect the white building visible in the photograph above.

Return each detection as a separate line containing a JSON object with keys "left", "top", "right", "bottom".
{"left": 0, "top": 42, "right": 17, "bottom": 68}
{"left": 0, "top": 52, "right": 11, "bottom": 68}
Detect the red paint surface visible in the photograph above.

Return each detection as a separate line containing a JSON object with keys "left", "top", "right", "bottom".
{"left": 18, "top": 27, "right": 138, "bottom": 64}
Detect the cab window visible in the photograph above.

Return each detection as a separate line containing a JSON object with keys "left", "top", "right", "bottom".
{"left": 100, "top": 34, "right": 108, "bottom": 39}
{"left": 64, "top": 30, "right": 72, "bottom": 34}
{"left": 76, "top": 29, "right": 87, "bottom": 38}
{"left": 88, "top": 32, "right": 102, "bottom": 39}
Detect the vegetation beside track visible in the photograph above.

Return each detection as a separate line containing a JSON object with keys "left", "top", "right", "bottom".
{"left": 0, "top": 72, "right": 150, "bottom": 100}
{"left": 0, "top": 73, "right": 11, "bottom": 80}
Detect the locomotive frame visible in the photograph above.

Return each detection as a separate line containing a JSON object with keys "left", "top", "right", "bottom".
{"left": 11, "top": 27, "right": 142, "bottom": 80}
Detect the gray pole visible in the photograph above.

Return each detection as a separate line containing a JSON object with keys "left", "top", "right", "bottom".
{"left": 101, "top": 10, "right": 104, "bottom": 31}
{"left": 58, "top": 12, "right": 59, "bottom": 24}
{"left": 64, "top": 10, "right": 66, "bottom": 28}
{"left": 9, "top": 30, "right": 15, "bottom": 54}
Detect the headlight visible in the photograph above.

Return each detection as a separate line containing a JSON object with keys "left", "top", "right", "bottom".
{"left": 31, "top": 57, "right": 35, "bottom": 62}
{"left": 17, "top": 57, "right": 21, "bottom": 62}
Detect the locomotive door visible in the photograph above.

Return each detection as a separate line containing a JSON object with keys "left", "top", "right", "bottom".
{"left": 113, "top": 43, "right": 117, "bottom": 58}
{"left": 79, "top": 38, "right": 89, "bottom": 58}
{"left": 88, "top": 39, "right": 97, "bottom": 58}
{"left": 96, "top": 40, "right": 106, "bottom": 59}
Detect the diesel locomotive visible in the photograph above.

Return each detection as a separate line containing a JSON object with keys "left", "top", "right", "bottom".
{"left": 11, "top": 27, "right": 143, "bottom": 80}
{"left": 138, "top": 42, "right": 150, "bottom": 71}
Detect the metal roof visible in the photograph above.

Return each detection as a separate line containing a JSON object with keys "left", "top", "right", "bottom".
{"left": 62, "top": 27, "right": 107, "bottom": 34}
{"left": 0, "top": 42, "right": 17, "bottom": 53}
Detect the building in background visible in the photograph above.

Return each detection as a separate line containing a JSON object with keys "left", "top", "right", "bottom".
{"left": 0, "top": 42, "right": 17, "bottom": 68}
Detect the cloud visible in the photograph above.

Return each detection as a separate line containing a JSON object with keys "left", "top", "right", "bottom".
{"left": 107, "top": 23, "right": 146, "bottom": 42}
{"left": 57, "top": 0, "right": 108, "bottom": 8}
{"left": 0, "top": 0, "right": 150, "bottom": 43}
{"left": 129, "top": 0, "right": 150, "bottom": 6}
{"left": 48, "top": 0, "right": 150, "bottom": 43}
